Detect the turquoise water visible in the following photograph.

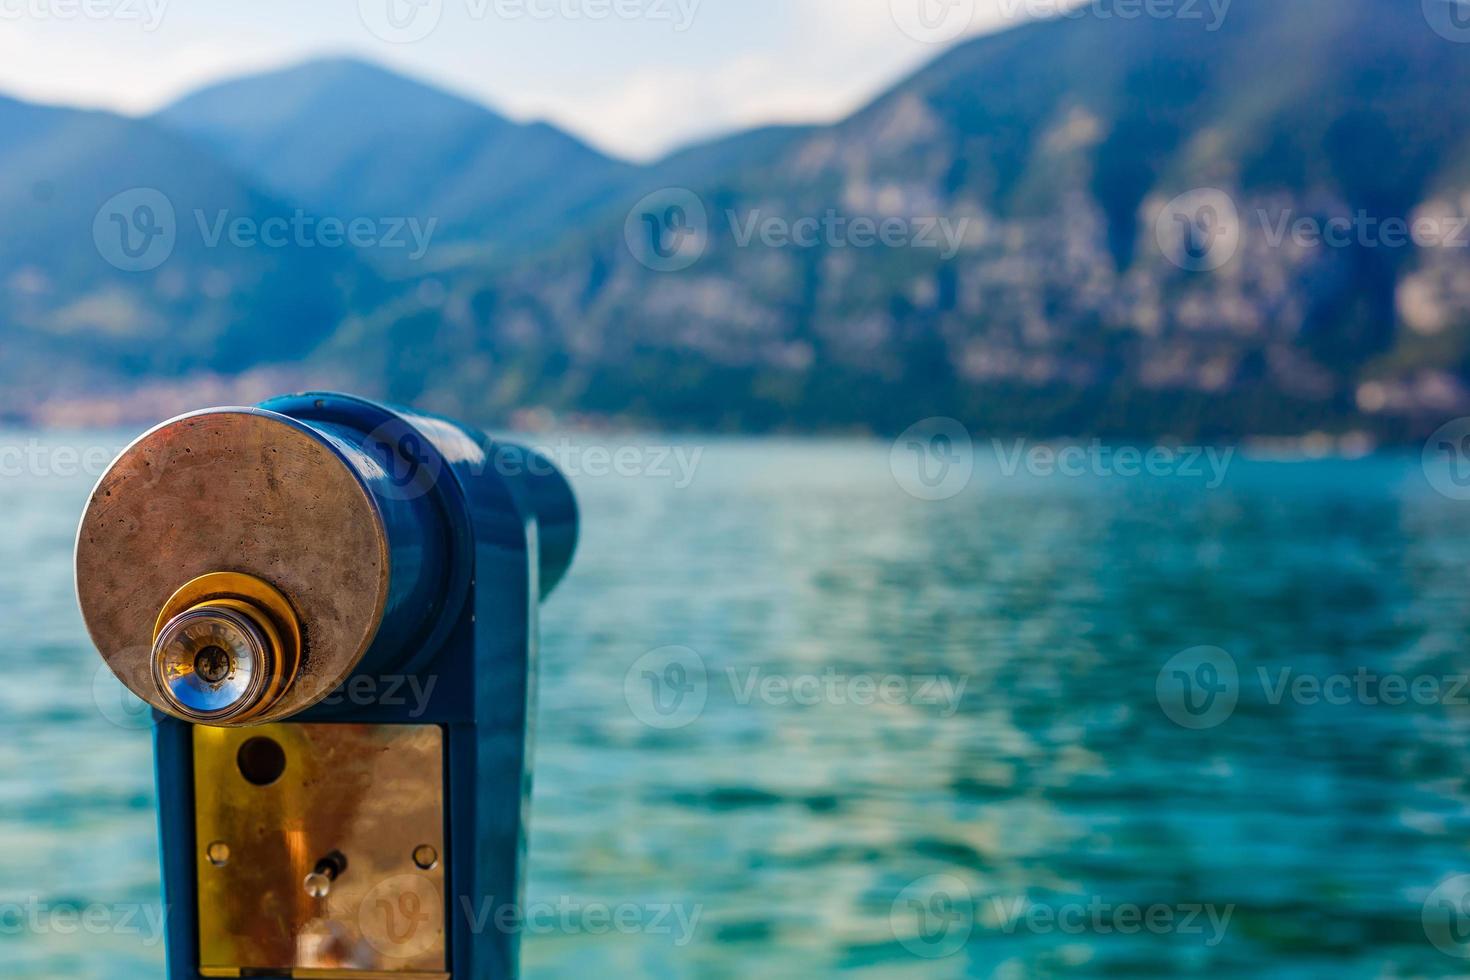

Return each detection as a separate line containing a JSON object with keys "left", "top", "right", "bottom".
{"left": 3, "top": 434, "right": 1470, "bottom": 978}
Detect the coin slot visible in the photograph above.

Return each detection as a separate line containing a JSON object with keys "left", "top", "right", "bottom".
{"left": 237, "top": 737, "right": 287, "bottom": 786}
{"left": 206, "top": 841, "right": 231, "bottom": 867}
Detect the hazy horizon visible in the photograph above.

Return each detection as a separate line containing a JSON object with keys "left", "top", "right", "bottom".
{"left": 0, "top": 0, "right": 1052, "bottom": 160}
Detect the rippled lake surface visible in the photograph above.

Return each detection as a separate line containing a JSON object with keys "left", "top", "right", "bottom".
{"left": 3, "top": 432, "right": 1470, "bottom": 978}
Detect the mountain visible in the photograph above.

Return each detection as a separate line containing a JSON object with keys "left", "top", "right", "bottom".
{"left": 335, "top": 0, "right": 1470, "bottom": 438}
{"left": 7, "top": 0, "right": 1470, "bottom": 438}
{"left": 153, "top": 58, "right": 635, "bottom": 262}
{"left": 0, "top": 95, "right": 378, "bottom": 412}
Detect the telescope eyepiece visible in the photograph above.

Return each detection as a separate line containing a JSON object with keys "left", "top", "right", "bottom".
{"left": 153, "top": 605, "right": 276, "bottom": 722}
{"left": 140, "top": 571, "right": 304, "bottom": 726}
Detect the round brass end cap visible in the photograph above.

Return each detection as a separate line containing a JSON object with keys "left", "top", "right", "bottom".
{"left": 76, "top": 409, "right": 391, "bottom": 726}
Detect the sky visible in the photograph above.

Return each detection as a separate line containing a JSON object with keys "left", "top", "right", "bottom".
{"left": 0, "top": 0, "right": 1043, "bottom": 160}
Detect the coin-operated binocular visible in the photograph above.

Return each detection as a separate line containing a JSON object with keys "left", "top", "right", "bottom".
{"left": 76, "top": 393, "right": 577, "bottom": 980}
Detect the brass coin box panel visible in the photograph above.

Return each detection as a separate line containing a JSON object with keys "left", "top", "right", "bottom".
{"left": 193, "top": 723, "right": 449, "bottom": 979}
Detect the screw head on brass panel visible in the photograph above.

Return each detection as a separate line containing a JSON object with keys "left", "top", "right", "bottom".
{"left": 413, "top": 845, "right": 439, "bottom": 871}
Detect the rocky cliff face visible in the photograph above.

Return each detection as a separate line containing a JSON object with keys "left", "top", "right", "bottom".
{"left": 5, "top": 0, "right": 1470, "bottom": 438}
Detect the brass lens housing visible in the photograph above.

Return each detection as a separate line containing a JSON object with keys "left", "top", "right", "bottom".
{"left": 149, "top": 573, "right": 302, "bottom": 725}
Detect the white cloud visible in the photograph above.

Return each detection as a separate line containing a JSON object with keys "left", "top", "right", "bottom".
{"left": 0, "top": 0, "right": 1035, "bottom": 158}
